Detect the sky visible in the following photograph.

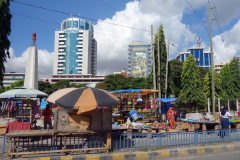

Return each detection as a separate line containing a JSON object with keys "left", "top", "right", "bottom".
{"left": 5, "top": 0, "right": 240, "bottom": 78}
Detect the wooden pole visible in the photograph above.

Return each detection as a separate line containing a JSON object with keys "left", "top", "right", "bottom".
{"left": 106, "top": 132, "right": 112, "bottom": 153}
{"left": 165, "top": 40, "right": 169, "bottom": 98}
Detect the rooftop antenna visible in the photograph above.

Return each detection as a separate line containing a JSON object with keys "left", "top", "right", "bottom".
{"left": 196, "top": 36, "right": 201, "bottom": 47}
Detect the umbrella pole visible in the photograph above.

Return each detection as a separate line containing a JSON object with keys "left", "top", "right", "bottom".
{"left": 127, "top": 94, "right": 129, "bottom": 110}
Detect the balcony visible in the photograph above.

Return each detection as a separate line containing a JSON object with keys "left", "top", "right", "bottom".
{"left": 58, "top": 60, "right": 65, "bottom": 62}
{"left": 78, "top": 49, "right": 83, "bottom": 51}
{"left": 77, "top": 71, "right": 82, "bottom": 74}
{"left": 76, "top": 45, "right": 83, "bottom": 47}
{"left": 76, "top": 60, "right": 82, "bottom": 62}
{"left": 57, "top": 67, "right": 65, "bottom": 70}
{"left": 59, "top": 35, "right": 65, "bottom": 38}
{"left": 76, "top": 52, "right": 82, "bottom": 55}
{"left": 58, "top": 52, "right": 66, "bottom": 55}
{"left": 78, "top": 56, "right": 82, "bottom": 59}
{"left": 59, "top": 49, "right": 65, "bottom": 52}
{"left": 77, "top": 37, "right": 83, "bottom": 40}
{"left": 78, "top": 41, "right": 83, "bottom": 44}
{"left": 77, "top": 63, "right": 82, "bottom": 66}
{"left": 58, "top": 71, "right": 63, "bottom": 74}
{"left": 58, "top": 45, "right": 66, "bottom": 48}
{"left": 58, "top": 64, "right": 63, "bottom": 67}
{"left": 58, "top": 56, "right": 64, "bottom": 59}
{"left": 59, "top": 38, "right": 66, "bottom": 41}
{"left": 59, "top": 42, "right": 65, "bottom": 45}
{"left": 75, "top": 67, "right": 82, "bottom": 69}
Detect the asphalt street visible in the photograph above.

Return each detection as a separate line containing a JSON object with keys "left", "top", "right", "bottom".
{"left": 168, "top": 151, "right": 240, "bottom": 160}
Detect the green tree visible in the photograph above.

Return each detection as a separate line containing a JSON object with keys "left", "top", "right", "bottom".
{"left": 203, "top": 69, "right": 225, "bottom": 100}
{"left": 168, "top": 59, "right": 183, "bottom": 97}
{"left": 129, "top": 77, "right": 146, "bottom": 89}
{"left": 38, "top": 81, "right": 54, "bottom": 95}
{"left": 52, "top": 80, "right": 70, "bottom": 91}
{"left": 229, "top": 57, "right": 240, "bottom": 98}
{"left": 95, "top": 82, "right": 106, "bottom": 89}
{"left": 70, "top": 83, "right": 86, "bottom": 88}
{"left": 148, "top": 24, "right": 168, "bottom": 96}
{"left": 219, "top": 63, "right": 235, "bottom": 100}
{"left": 103, "top": 74, "right": 130, "bottom": 90}
{"left": 178, "top": 55, "right": 206, "bottom": 111}
{"left": 0, "top": 0, "right": 12, "bottom": 86}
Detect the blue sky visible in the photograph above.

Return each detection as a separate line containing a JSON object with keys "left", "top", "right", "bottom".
{"left": 6, "top": 0, "right": 240, "bottom": 77}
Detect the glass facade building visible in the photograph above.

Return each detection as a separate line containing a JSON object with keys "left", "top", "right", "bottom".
{"left": 53, "top": 17, "right": 97, "bottom": 75}
{"left": 176, "top": 47, "right": 211, "bottom": 69}
{"left": 128, "top": 41, "right": 152, "bottom": 78}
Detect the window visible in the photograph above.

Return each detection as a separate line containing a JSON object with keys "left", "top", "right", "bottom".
{"left": 73, "top": 21, "right": 78, "bottom": 28}
{"left": 67, "top": 21, "right": 71, "bottom": 28}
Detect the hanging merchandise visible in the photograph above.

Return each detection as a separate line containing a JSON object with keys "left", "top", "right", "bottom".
{"left": 128, "top": 97, "right": 132, "bottom": 105}
{"left": 40, "top": 98, "right": 48, "bottom": 109}
{"left": 137, "top": 94, "right": 142, "bottom": 102}
{"left": 151, "top": 98, "right": 155, "bottom": 108}
{"left": 34, "top": 105, "right": 41, "bottom": 119}
{"left": 132, "top": 100, "right": 137, "bottom": 105}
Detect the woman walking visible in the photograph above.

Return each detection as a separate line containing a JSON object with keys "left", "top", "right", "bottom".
{"left": 167, "top": 107, "right": 176, "bottom": 129}
{"left": 220, "top": 107, "right": 232, "bottom": 138}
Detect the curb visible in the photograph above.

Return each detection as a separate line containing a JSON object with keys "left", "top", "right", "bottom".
{"left": 11, "top": 143, "right": 240, "bottom": 160}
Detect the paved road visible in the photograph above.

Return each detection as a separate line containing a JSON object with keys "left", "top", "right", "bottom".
{"left": 168, "top": 151, "right": 240, "bottom": 160}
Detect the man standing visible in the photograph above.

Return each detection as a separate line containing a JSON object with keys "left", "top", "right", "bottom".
{"left": 42, "top": 104, "right": 53, "bottom": 129}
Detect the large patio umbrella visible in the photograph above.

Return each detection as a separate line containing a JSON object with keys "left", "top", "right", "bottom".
{"left": 0, "top": 87, "right": 48, "bottom": 98}
{"left": 46, "top": 88, "right": 78, "bottom": 103}
{"left": 55, "top": 87, "right": 119, "bottom": 114}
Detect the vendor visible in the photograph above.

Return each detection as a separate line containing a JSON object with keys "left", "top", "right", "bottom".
{"left": 42, "top": 104, "right": 53, "bottom": 129}
{"left": 220, "top": 107, "right": 232, "bottom": 129}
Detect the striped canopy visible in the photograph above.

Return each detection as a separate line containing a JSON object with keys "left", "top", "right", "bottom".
{"left": 55, "top": 87, "right": 119, "bottom": 114}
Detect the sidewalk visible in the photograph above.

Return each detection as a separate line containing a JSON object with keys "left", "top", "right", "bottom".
{"left": 5, "top": 142, "right": 240, "bottom": 160}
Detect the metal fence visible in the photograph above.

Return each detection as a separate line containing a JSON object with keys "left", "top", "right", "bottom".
{"left": 6, "top": 134, "right": 107, "bottom": 157}
{"left": 0, "top": 136, "right": 9, "bottom": 157}
{"left": 112, "top": 129, "right": 240, "bottom": 150}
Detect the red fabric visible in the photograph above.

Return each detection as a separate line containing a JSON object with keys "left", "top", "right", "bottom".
{"left": 169, "top": 107, "right": 172, "bottom": 111}
{"left": 6, "top": 121, "right": 31, "bottom": 133}
{"left": 238, "top": 111, "right": 240, "bottom": 117}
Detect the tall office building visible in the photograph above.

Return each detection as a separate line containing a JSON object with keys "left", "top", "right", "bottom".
{"left": 176, "top": 47, "right": 212, "bottom": 69}
{"left": 53, "top": 17, "right": 97, "bottom": 75}
{"left": 128, "top": 41, "right": 152, "bottom": 78}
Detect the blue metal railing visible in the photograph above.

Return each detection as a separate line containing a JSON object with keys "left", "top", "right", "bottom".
{"left": 112, "top": 129, "right": 240, "bottom": 150}
{"left": 7, "top": 134, "right": 107, "bottom": 156}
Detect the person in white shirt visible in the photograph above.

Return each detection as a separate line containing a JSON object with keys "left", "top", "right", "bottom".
{"left": 220, "top": 107, "right": 232, "bottom": 129}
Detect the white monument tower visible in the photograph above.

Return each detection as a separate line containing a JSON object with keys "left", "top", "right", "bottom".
{"left": 24, "top": 32, "right": 38, "bottom": 89}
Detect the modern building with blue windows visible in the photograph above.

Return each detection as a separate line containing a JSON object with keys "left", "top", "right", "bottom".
{"left": 53, "top": 17, "right": 97, "bottom": 75}
{"left": 128, "top": 41, "right": 152, "bottom": 77}
{"left": 176, "top": 47, "right": 211, "bottom": 69}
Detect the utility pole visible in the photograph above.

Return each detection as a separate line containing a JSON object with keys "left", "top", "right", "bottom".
{"left": 165, "top": 40, "right": 169, "bottom": 98}
{"left": 151, "top": 25, "right": 156, "bottom": 92}
{"left": 208, "top": 6, "right": 215, "bottom": 117}
{"left": 157, "top": 28, "right": 161, "bottom": 111}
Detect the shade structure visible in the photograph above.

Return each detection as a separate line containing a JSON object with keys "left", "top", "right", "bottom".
{"left": 55, "top": 87, "right": 119, "bottom": 113}
{"left": 0, "top": 87, "right": 48, "bottom": 98}
{"left": 46, "top": 88, "right": 78, "bottom": 103}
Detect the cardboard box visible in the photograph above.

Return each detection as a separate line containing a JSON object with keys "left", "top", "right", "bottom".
{"left": 0, "top": 124, "right": 7, "bottom": 135}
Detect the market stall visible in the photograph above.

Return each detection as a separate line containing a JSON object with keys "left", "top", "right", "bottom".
{"left": 177, "top": 118, "right": 240, "bottom": 131}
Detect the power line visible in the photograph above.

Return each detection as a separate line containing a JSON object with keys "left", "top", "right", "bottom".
{"left": 186, "top": 0, "right": 224, "bottom": 64}
{"left": 208, "top": 0, "right": 230, "bottom": 60}
{"left": 99, "top": 0, "right": 147, "bottom": 31}
{"left": 185, "top": 0, "right": 210, "bottom": 36}
{"left": 169, "top": 42, "right": 183, "bottom": 52}
{"left": 169, "top": 47, "right": 178, "bottom": 55}
{"left": 12, "top": 0, "right": 150, "bottom": 32}
{"left": 11, "top": 12, "right": 149, "bottom": 44}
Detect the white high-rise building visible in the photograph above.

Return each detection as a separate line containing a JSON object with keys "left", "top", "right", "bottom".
{"left": 53, "top": 17, "right": 97, "bottom": 75}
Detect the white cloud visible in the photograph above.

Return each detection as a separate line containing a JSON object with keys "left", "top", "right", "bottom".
{"left": 94, "top": 0, "right": 198, "bottom": 75}
{"left": 4, "top": 48, "right": 54, "bottom": 79}
{"left": 213, "top": 19, "right": 240, "bottom": 64}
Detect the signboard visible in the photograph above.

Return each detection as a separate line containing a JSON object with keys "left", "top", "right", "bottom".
{"left": 132, "top": 51, "right": 147, "bottom": 78}
{"left": 129, "top": 109, "right": 139, "bottom": 121}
